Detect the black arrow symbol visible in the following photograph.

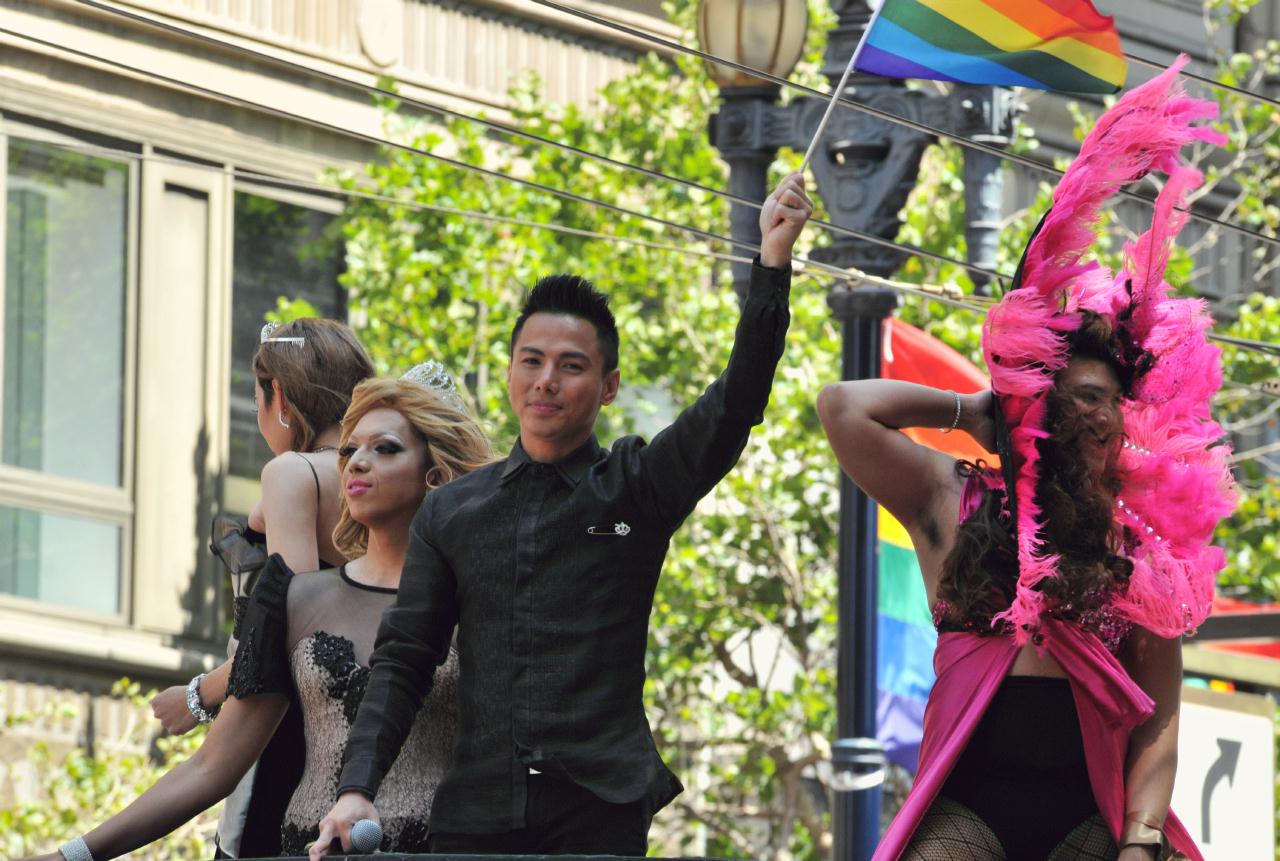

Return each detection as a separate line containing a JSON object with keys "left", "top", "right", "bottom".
{"left": 1201, "top": 738, "right": 1242, "bottom": 844}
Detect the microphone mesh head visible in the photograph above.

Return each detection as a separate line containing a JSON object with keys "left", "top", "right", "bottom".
{"left": 350, "top": 818, "right": 384, "bottom": 854}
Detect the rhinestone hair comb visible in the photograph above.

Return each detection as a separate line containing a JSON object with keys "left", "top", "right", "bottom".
{"left": 260, "top": 321, "right": 304, "bottom": 346}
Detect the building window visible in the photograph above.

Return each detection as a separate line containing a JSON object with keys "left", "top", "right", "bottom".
{"left": 3, "top": 139, "right": 127, "bottom": 485}
{"left": 0, "top": 506, "right": 121, "bottom": 614}
{"left": 1, "top": 135, "right": 131, "bottom": 614}
{"left": 228, "top": 188, "right": 346, "bottom": 482}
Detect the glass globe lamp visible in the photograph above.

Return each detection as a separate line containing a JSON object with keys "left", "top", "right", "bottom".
{"left": 696, "top": 0, "right": 808, "bottom": 90}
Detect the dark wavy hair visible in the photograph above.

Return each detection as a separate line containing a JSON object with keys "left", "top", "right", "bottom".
{"left": 937, "top": 313, "right": 1134, "bottom": 630}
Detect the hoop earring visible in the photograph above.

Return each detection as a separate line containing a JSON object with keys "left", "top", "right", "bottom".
{"left": 425, "top": 465, "right": 448, "bottom": 490}
{"left": 278, "top": 412, "right": 290, "bottom": 430}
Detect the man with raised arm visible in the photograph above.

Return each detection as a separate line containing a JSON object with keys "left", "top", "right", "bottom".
{"left": 311, "top": 173, "right": 812, "bottom": 857}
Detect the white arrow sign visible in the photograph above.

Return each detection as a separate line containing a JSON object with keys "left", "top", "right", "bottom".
{"left": 1170, "top": 687, "right": 1274, "bottom": 861}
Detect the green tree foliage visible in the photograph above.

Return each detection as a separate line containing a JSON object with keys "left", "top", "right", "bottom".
{"left": 1200, "top": 1, "right": 1280, "bottom": 626}
{"left": 0, "top": 681, "right": 217, "bottom": 860}
{"left": 1216, "top": 293, "right": 1280, "bottom": 601}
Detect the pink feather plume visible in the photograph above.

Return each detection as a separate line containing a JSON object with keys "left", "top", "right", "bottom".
{"left": 982, "top": 54, "right": 1236, "bottom": 642}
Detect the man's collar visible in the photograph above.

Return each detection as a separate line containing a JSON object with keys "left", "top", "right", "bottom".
{"left": 500, "top": 435, "right": 603, "bottom": 487}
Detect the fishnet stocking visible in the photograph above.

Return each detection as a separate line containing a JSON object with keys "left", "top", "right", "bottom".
{"left": 1047, "top": 814, "right": 1119, "bottom": 861}
{"left": 903, "top": 800, "right": 1121, "bottom": 861}
{"left": 902, "top": 796, "right": 1006, "bottom": 861}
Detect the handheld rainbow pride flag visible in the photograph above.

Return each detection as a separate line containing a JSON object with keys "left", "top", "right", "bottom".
{"left": 854, "top": 0, "right": 1127, "bottom": 95}
{"left": 876, "top": 319, "right": 991, "bottom": 772}
{"left": 798, "top": 0, "right": 1126, "bottom": 170}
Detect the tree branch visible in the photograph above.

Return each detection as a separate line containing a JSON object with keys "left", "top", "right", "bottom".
{"left": 711, "top": 637, "right": 760, "bottom": 689}
{"left": 1232, "top": 439, "right": 1280, "bottom": 464}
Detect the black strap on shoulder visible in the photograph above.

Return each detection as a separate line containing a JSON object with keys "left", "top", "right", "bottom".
{"left": 295, "top": 451, "right": 322, "bottom": 505}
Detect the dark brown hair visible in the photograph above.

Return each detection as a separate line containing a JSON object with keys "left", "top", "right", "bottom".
{"left": 253, "top": 318, "right": 375, "bottom": 452}
{"left": 937, "top": 313, "right": 1133, "bottom": 629}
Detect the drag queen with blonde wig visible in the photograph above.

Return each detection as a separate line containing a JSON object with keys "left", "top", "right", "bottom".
{"left": 28, "top": 367, "right": 492, "bottom": 861}
{"left": 818, "top": 57, "right": 1236, "bottom": 861}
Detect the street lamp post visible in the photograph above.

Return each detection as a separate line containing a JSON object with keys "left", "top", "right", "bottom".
{"left": 699, "top": 0, "right": 809, "bottom": 298}
{"left": 699, "top": 2, "right": 1016, "bottom": 859}
{"left": 711, "top": 83, "right": 783, "bottom": 300}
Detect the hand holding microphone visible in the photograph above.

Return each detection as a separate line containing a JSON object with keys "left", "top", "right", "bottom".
{"left": 309, "top": 793, "right": 382, "bottom": 859}
{"left": 350, "top": 819, "right": 383, "bottom": 854}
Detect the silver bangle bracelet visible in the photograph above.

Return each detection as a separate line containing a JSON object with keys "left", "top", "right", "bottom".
{"left": 59, "top": 836, "right": 94, "bottom": 861}
{"left": 186, "top": 673, "right": 218, "bottom": 724}
{"left": 939, "top": 389, "right": 962, "bottom": 434}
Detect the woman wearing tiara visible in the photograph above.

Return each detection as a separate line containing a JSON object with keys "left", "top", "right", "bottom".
{"left": 27, "top": 368, "right": 493, "bottom": 861}
{"left": 149, "top": 318, "right": 374, "bottom": 858}
{"left": 819, "top": 60, "right": 1235, "bottom": 861}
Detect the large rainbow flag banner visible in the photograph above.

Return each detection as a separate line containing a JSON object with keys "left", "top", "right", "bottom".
{"left": 854, "top": 0, "right": 1127, "bottom": 95}
{"left": 876, "top": 319, "right": 991, "bottom": 771}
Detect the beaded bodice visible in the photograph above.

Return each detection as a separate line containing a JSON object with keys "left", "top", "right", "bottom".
{"left": 264, "top": 566, "right": 458, "bottom": 855}
{"left": 932, "top": 595, "right": 1132, "bottom": 655}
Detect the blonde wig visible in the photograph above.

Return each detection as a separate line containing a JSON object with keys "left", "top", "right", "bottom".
{"left": 332, "top": 377, "right": 495, "bottom": 557}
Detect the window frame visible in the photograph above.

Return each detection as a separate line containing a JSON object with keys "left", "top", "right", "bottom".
{"left": 0, "top": 121, "right": 140, "bottom": 624}
{"left": 0, "top": 122, "right": 355, "bottom": 631}
{"left": 224, "top": 178, "right": 349, "bottom": 515}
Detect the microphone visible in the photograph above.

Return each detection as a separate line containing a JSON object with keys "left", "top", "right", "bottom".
{"left": 350, "top": 818, "right": 384, "bottom": 854}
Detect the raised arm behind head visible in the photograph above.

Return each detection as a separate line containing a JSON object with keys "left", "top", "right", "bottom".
{"left": 816, "top": 381, "right": 994, "bottom": 591}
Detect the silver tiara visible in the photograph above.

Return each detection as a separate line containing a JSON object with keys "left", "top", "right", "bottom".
{"left": 401, "top": 360, "right": 462, "bottom": 406}
{"left": 260, "top": 321, "right": 304, "bottom": 346}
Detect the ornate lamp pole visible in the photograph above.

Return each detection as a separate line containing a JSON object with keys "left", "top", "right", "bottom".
{"left": 700, "top": 2, "right": 1016, "bottom": 859}
{"left": 698, "top": 0, "right": 809, "bottom": 299}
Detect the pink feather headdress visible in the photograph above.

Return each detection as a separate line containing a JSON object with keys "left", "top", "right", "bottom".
{"left": 981, "top": 55, "right": 1237, "bottom": 642}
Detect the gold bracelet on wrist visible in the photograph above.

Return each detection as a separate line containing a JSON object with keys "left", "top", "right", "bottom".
{"left": 1125, "top": 810, "right": 1165, "bottom": 831}
{"left": 1121, "top": 813, "right": 1167, "bottom": 855}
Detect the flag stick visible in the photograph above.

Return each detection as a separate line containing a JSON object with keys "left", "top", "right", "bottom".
{"left": 799, "top": 3, "right": 885, "bottom": 173}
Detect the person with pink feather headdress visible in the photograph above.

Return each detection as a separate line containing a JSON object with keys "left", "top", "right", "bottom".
{"left": 817, "top": 56, "right": 1237, "bottom": 861}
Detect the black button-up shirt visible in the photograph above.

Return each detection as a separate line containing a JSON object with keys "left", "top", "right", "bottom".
{"left": 338, "top": 261, "right": 791, "bottom": 834}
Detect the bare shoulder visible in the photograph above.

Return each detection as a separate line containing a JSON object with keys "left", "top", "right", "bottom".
{"left": 260, "top": 453, "right": 317, "bottom": 500}
{"left": 262, "top": 450, "right": 314, "bottom": 483}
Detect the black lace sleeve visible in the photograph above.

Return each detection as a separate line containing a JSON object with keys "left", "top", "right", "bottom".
{"left": 228, "top": 554, "right": 295, "bottom": 701}
{"left": 210, "top": 514, "right": 269, "bottom": 580}
{"left": 210, "top": 514, "right": 269, "bottom": 640}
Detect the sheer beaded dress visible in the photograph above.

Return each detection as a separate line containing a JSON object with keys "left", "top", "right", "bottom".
{"left": 229, "top": 557, "right": 458, "bottom": 855}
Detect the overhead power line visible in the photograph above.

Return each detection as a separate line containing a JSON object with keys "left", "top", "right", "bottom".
{"left": 8, "top": 26, "right": 1277, "bottom": 364}
{"left": 0, "top": 27, "right": 812, "bottom": 272}
{"left": 0, "top": 46, "right": 968, "bottom": 308}
{"left": 1125, "top": 52, "right": 1280, "bottom": 110}
{"left": 36, "top": 136, "right": 1280, "bottom": 373}
{"left": 1208, "top": 332, "right": 1280, "bottom": 359}
{"left": 36, "top": 136, "right": 757, "bottom": 267}
{"left": 528, "top": 0, "right": 1280, "bottom": 252}
{"left": 69, "top": 0, "right": 1013, "bottom": 287}
{"left": 5, "top": 22, "right": 1276, "bottom": 367}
